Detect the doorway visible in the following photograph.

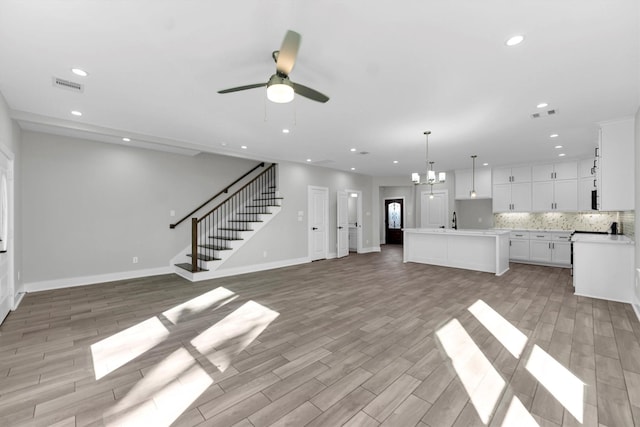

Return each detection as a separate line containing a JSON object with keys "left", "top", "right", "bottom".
{"left": 384, "top": 198, "right": 403, "bottom": 244}
{"left": 420, "top": 190, "right": 449, "bottom": 228}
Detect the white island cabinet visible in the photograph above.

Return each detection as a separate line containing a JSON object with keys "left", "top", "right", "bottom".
{"left": 403, "top": 228, "right": 510, "bottom": 276}
{"left": 572, "top": 234, "right": 635, "bottom": 303}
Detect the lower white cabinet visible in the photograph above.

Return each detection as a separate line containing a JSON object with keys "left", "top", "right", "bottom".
{"left": 509, "top": 231, "right": 530, "bottom": 260}
{"left": 508, "top": 230, "right": 572, "bottom": 267}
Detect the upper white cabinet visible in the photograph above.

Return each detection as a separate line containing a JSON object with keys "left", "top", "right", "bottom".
{"left": 598, "top": 118, "right": 635, "bottom": 211}
{"left": 493, "top": 165, "right": 531, "bottom": 184}
{"left": 531, "top": 161, "right": 578, "bottom": 212}
{"left": 492, "top": 165, "right": 531, "bottom": 212}
{"left": 532, "top": 162, "right": 577, "bottom": 182}
{"left": 455, "top": 168, "right": 492, "bottom": 200}
{"left": 493, "top": 182, "right": 531, "bottom": 212}
{"left": 578, "top": 156, "right": 597, "bottom": 211}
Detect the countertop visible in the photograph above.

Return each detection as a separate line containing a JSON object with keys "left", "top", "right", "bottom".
{"left": 404, "top": 228, "right": 510, "bottom": 236}
{"left": 571, "top": 234, "right": 634, "bottom": 245}
{"left": 494, "top": 228, "right": 573, "bottom": 233}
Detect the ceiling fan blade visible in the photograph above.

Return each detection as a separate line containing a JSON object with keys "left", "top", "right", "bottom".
{"left": 276, "top": 30, "right": 301, "bottom": 76}
{"left": 218, "top": 83, "right": 266, "bottom": 94}
{"left": 292, "top": 82, "right": 330, "bottom": 103}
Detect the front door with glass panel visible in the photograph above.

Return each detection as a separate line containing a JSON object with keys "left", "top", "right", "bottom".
{"left": 385, "top": 198, "right": 403, "bottom": 244}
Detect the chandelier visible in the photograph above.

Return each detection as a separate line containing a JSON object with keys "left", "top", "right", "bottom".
{"left": 411, "top": 131, "right": 446, "bottom": 197}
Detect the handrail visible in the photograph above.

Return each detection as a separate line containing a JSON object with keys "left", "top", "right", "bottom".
{"left": 170, "top": 162, "right": 265, "bottom": 229}
{"left": 198, "top": 164, "right": 276, "bottom": 223}
{"left": 190, "top": 163, "right": 277, "bottom": 272}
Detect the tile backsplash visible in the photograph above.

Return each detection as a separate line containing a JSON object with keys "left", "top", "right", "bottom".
{"left": 619, "top": 211, "right": 635, "bottom": 239}
{"left": 494, "top": 211, "right": 627, "bottom": 232}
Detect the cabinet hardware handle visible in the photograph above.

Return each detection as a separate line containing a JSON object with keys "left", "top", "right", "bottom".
{"left": 549, "top": 242, "right": 551, "bottom": 249}
{"left": 552, "top": 243, "right": 555, "bottom": 249}
{"left": 510, "top": 241, "right": 512, "bottom": 246}
{"left": 591, "top": 167, "right": 595, "bottom": 175}
{"left": 312, "top": 227, "right": 318, "bottom": 230}
{"left": 593, "top": 160, "right": 597, "bottom": 168}
{"left": 595, "top": 147, "right": 599, "bottom": 157}
{"left": 537, "top": 235, "right": 544, "bottom": 237}
{"left": 593, "top": 179, "right": 596, "bottom": 187}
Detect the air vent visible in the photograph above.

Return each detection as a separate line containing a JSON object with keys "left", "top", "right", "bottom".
{"left": 359, "top": 151, "right": 370, "bottom": 155}
{"left": 530, "top": 109, "right": 558, "bottom": 119}
{"left": 52, "top": 77, "right": 84, "bottom": 93}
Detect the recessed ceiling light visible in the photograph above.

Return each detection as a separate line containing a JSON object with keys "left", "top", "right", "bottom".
{"left": 71, "top": 68, "right": 88, "bottom": 77}
{"left": 558, "top": 153, "right": 566, "bottom": 157}
{"left": 306, "top": 158, "right": 312, "bottom": 162}
{"left": 550, "top": 134, "right": 559, "bottom": 138}
{"left": 536, "top": 103, "right": 548, "bottom": 108}
{"left": 350, "top": 167, "right": 355, "bottom": 171}
{"left": 282, "top": 129, "right": 290, "bottom": 134}
{"left": 71, "top": 110, "right": 82, "bottom": 116}
{"left": 241, "top": 145, "right": 247, "bottom": 150}
{"left": 505, "top": 35, "right": 524, "bottom": 46}
{"left": 393, "top": 160, "right": 398, "bottom": 164}
{"left": 483, "top": 163, "right": 489, "bottom": 166}
{"left": 122, "top": 137, "right": 131, "bottom": 142}
{"left": 554, "top": 145, "right": 563, "bottom": 149}
{"left": 221, "top": 142, "right": 227, "bottom": 146}
{"left": 350, "top": 148, "right": 356, "bottom": 152}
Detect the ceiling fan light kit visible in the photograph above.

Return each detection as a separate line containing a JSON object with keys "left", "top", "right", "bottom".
{"left": 266, "top": 75, "right": 294, "bottom": 103}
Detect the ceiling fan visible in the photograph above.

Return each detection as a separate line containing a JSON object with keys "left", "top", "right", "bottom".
{"left": 218, "top": 30, "right": 330, "bottom": 104}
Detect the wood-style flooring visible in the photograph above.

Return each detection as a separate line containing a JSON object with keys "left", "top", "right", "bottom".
{"left": 2, "top": 245, "right": 640, "bottom": 426}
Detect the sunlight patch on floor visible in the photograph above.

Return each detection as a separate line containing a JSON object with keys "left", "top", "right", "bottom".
{"left": 525, "top": 344, "right": 584, "bottom": 423}
{"left": 163, "top": 286, "right": 237, "bottom": 325}
{"left": 436, "top": 318, "right": 506, "bottom": 424}
{"left": 191, "top": 300, "right": 279, "bottom": 372}
{"left": 91, "top": 317, "right": 170, "bottom": 380}
{"left": 468, "top": 299, "right": 528, "bottom": 359}
{"left": 501, "top": 396, "right": 539, "bottom": 427}
{"left": 104, "top": 347, "right": 212, "bottom": 427}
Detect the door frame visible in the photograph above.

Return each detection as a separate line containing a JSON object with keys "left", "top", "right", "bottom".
{"left": 0, "top": 141, "right": 15, "bottom": 325}
{"left": 382, "top": 196, "right": 405, "bottom": 244}
{"left": 420, "top": 189, "right": 449, "bottom": 228}
{"left": 307, "top": 185, "right": 329, "bottom": 261}
{"left": 345, "top": 189, "right": 363, "bottom": 253}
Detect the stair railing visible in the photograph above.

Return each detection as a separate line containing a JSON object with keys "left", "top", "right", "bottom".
{"left": 190, "top": 163, "right": 277, "bottom": 272}
{"left": 170, "top": 162, "right": 266, "bottom": 229}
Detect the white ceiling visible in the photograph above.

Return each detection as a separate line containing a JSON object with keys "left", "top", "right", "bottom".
{"left": 0, "top": 1, "right": 638, "bottom": 176}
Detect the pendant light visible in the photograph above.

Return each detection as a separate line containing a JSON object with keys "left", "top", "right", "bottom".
{"left": 470, "top": 155, "right": 477, "bottom": 198}
{"left": 411, "top": 131, "right": 446, "bottom": 186}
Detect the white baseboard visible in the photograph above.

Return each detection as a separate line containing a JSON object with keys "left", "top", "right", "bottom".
{"left": 360, "top": 246, "right": 381, "bottom": 253}
{"left": 12, "top": 291, "right": 25, "bottom": 310}
{"left": 24, "top": 266, "right": 173, "bottom": 293}
{"left": 189, "top": 257, "right": 310, "bottom": 282}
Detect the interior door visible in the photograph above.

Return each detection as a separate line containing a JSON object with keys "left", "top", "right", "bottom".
{"left": 308, "top": 186, "right": 328, "bottom": 261}
{"left": 421, "top": 190, "right": 448, "bottom": 228}
{"left": 384, "top": 199, "right": 403, "bottom": 244}
{"left": 337, "top": 190, "right": 349, "bottom": 258}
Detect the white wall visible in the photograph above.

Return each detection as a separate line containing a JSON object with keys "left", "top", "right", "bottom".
{"left": 21, "top": 131, "right": 260, "bottom": 285}
{"left": 219, "top": 162, "right": 374, "bottom": 269}
{"left": 21, "top": 131, "right": 375, "bottom": 286}
{"left": 634, "top": 107, "right": 640, "bottom": 314}
{"left": 0, "top": 92, "right": 21, "bottom": 314}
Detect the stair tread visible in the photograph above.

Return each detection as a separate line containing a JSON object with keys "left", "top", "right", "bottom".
{"left": 254, "top": 197, "right": 284, "bottom": 201}
{"left": 229, "top": 220, "right": 264, "bottom": 223}
{"left": 218, "top": 227, "right": 254, "bottom": 231}
{"left": 186, "top": 254, "right": 221, "bottom": 261}
{"left": 235, "top": 212, "right": 272, "bottom": 215}
{"left": 209, "top": 236, "right": 243, "bottom": 241}
{"left": 198, "top": 244, "right": 231, "bottom": 250}
{"left": 175, "top": 263, "right": 208, "bottom": 273}
{"left": 245, "top": 205, "right": 280, "bottom": 208}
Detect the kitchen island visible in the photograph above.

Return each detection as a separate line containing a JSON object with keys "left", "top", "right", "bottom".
{"left": 403, "top": 228, "right": 510, "bottom": 276}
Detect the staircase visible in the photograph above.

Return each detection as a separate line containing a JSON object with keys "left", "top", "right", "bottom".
{"left": 171, "top": 163, "right": 282, "bottom": 281}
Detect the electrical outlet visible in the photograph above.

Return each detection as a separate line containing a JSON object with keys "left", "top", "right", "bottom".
{"left": 133, "top": 256, "right": 138, "bottom": 264}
